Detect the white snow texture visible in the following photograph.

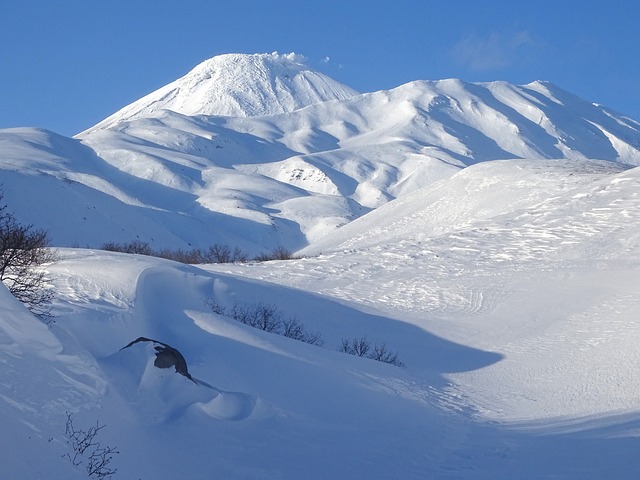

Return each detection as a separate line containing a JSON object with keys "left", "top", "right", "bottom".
{"left": 2, "top": 52, "right": 640, "bottom": 479}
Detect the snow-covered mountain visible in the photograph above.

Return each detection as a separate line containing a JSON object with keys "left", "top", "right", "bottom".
{"left": 2, "top": 54, "right": 640, "bottom": 254}
{"left": 3, "top": 53, "right": 640, "bottom": 479}
{"left": 82, "top": 52, "right": 359, "bottom": 134}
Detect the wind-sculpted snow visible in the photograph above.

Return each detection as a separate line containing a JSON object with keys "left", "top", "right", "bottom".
{"left": 3, "top": 156, "right": 640, "bottom": 477}
{"left": 0, "top": 249, "right": 493, "bottom": 478}
{"left": 218, "top": 159, "right": 640, "bottom": 422}
{"left": 0, "top": 284, "right": 107, "bottom": 479}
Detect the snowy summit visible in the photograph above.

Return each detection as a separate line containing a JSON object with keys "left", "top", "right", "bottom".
{"left": 83, "top": 52, "right": 359, "bottom": 134}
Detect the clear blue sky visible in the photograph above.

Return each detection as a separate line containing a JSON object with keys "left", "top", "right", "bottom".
{"left": 1, "top": 0, "right": 638, "bottom": 136}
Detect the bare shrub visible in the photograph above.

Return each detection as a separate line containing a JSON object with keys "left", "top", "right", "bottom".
{"left": 282, "top": 316, "right": 324, "bottom": 346}
{"left": 203, "top": 244, "right": 248, "bottom": 263}
{"left": 204, "top": 299, "right": 227, "bottom": 315}
{"left": 212, "top": 300, "right": 324, "bottom": 346}
{"left": 231, "top": 301, "right": 282, "bottom": 333}
{"left": 101, "top": 241, "right": 248, "bottom": 264}
{"left": 63, "top": 413, "right": 119, "bottom": 479}
{"left": 253, "top": 246, "right": 298, "bottom": 262}
{"left": 0, "top": 191, "right": 56, "bottom": 316}
{"left": 340, "top": 337, "right": 405, "bottom": 367}
{"left": 101, "top": 241, "right": 303, "bottom": 265}
{"left": 340, "top": 336, "right": 371, "bottom": 357}
{"left": 101, "top": 240, "right": 152, "bottom": 256}
{"left": 301, "top": 330, "right": 325, "bottom": 347}
{"left": 368, "top": 343, "right": 406, "bottom": 368}
{"left": 156, "top": 247, "right": 203, "bottom": 264}
{"left": 281, "top": 316, "right": 305, "bottom": 340}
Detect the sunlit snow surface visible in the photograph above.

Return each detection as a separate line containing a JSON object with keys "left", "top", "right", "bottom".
{"left": 81, "top": 52, "right": 360, "bottom": 133}
{"left": 2, "top": 71, "right": 640, "bottom": 255}
{"left": 2, "top": 159, "right": 640, "bottom": 479}
{"left": 3, "top": 54, "right": 640, "bottom": 478}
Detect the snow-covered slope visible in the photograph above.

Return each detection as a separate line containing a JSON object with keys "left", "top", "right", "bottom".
{"left": 203, "top": 158, "right": 640, "bottom": 475}
{"left": 4, "top": 51, "right": 640, "bottom": 479}
{"left": 3, "top": 158, "right": 640, "bottom": 478}
{"left": 81, "top": 52, "right": 359, "bottom": 134}
{"left": 301, "top": 157, "right": 631, "bottom": 254}
{"left": 3, "top": 57, "right": 640, "bottom": 254}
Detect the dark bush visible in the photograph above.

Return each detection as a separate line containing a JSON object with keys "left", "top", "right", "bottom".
{"left": 253, "top": 246, "right": 298, "bottom": 262}
{"left": 206, "top": 299, "right": 400, "bottom": 364}
{"left": 203, "top": 244, "right": 248, "bottom": 263}
{"left": 100, "top": 241, "right": 251, "bottom": 264}
{"left": 205, "top": 299, "right": 227, "bottom": 315}
{"left": 230, "top": 301, "right": 282, "bottom": 333}
{"left": 340, "top": 336, "right": 371, "bottom": 357}
{"left": 340, "top": 336, "right": 405, "bottom": 367}
{"left": 282, "top": 316, "right": 324, "bottom": 346}
{"left": 210, "top": 300, "right": 324, "bottom": 346}
{"left": 156, "top": 247, "right": 203, "bottom": 264}
{"left": 368, "top": 343, "right": 406, "bottom": 368}
{"left": 63, "top": 413, "right": 119, "bottom": 479}
{"left": 101, "top": 240, "right": 152, "bottom": 256}
{"left": 0, "top": 191, "right": 56, "bottom": 316}
{"left": 100, "top": 241, "right": 304, "bottom": 265}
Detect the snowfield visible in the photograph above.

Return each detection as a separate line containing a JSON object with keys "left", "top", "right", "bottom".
{"left": 3, "top": 53, "right": 640, "bottom": 478}
{"left": 3, "top": 158, "right": 640, "bottom": 478}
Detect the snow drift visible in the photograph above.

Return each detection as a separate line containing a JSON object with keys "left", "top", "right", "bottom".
{"left": 3, "top": 158, "right": 640, "bottom": 478}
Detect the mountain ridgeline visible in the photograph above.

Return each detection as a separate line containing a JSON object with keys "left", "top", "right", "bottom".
{"left": 1, "top": 52, "right": 640, "bottom": 254}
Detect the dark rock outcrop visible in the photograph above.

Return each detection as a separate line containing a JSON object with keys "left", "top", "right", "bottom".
{"left": 120, "top": 337, "right": 197, "bottom": 383}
